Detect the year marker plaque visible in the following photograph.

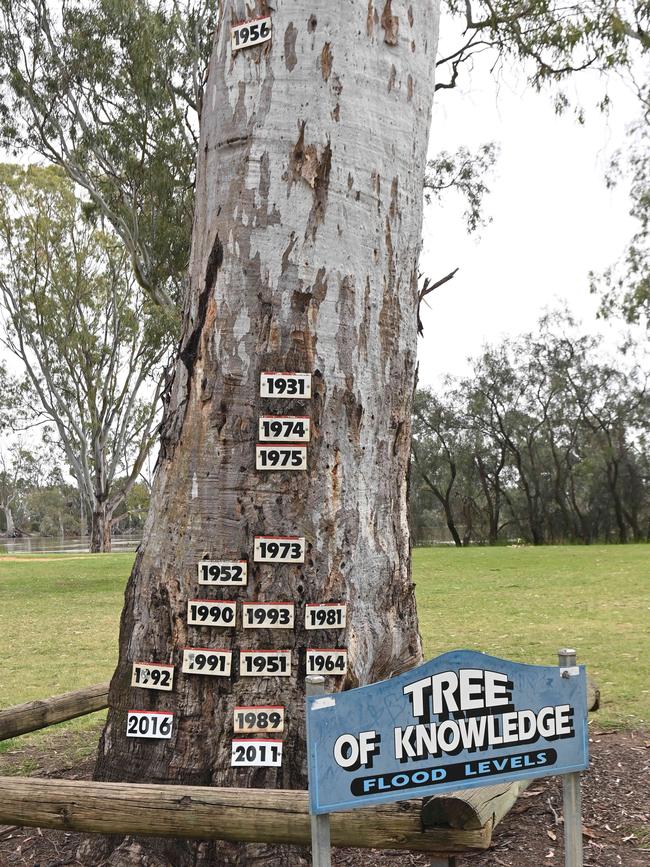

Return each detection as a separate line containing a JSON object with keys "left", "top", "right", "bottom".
{"left": 198, "top": 560, "right": 247, "bottom": 586}
{"left": 233, "top": 705, "right": 285, "bottom": 734}
{"left": 126, "top": 710, "right": 174, "bottom": 739}
{"left": 305, "top": 603, "right": 347, "bottom": 631}
{"left": 240, "top": 649, "right": 292, "bottom": 677}
{"left": 306, "top": 648, "right": 348, "bottom": 676}
{"left": 260, "top": 371, "right": 311, "bottom": 399}
{"left": 187, "top": 599, "right": 237, "bottom": 627}
{"left": 253, "top": 535, "right": 305, "bottom": 564}
{"left": 130, "top": 662, "right": 174, "bottom": 691}
{"left": 259, "top": 416, "right": 310, "bottom": 442}
{"left": 256, "top": 444, "right": 307, "bottom": 471}
{"left": 231, "top": 16, "right": 272, "bottom": 51}
{"left": 231, "top": 738, "right": 283, "bottom": 767}
{"left": 242, "top": 601, "right": 295, "bottom": 629}
{"left": 181, "top": 647, "right": 232, "bottom": 676}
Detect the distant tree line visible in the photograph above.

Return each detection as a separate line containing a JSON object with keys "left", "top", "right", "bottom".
{"left": 411, "top": 314, "right": 649, "bottom": 546}
{"left": 3, "top": 309, "right": 648, "bottom": 549}
{"left": 0, "top": 439, "right": 151, "bottom": 540}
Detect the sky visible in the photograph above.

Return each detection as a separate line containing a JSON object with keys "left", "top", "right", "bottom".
{"left": 416, "top": 63, "right": 642, "bottom": 388}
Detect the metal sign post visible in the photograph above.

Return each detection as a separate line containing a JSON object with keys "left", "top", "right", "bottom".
{"left": 307, "top": 649, "right": 589, "bottom": 814}
{"left": 559, "top": 648, "right": 583, "bottom": 867}
{"left": 306, "top": 675, "right": 331, "bottom": 867}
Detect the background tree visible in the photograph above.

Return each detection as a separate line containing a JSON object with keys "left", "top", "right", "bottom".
{"left": 557, "top": 327, "right": 648, "bottom": 544}
{"left": 412, "top": 388, "right": 482, "bottom": 547}
{"left": 25, "top": 466, "right": 84, "bottom": 538}
{"left": 413, "top": 314, "right": 649, "bottom": 545}
{"left": 0, "top": 164, "right": 171, "bottom": 551}
{"left": 111, "top": 479, "right": 152, "bottom": 535}
{"left": 0, "top": 443, "right": 41, "bottom": 536}
{"left": 0, "top": 0, "right": 216, "bottom": 311}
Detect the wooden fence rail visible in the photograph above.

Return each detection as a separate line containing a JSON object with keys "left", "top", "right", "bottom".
{"left": 0, "top": 679, "right": 600, "bottom": 855}
{"left": 0, "top": 676, "right": 600, "bottom": 744}
{"left": 0, "top": 683, "right": 109, "bottom": 741}
{"left": 0, "top": 776, "right": 493, "bottom": 854}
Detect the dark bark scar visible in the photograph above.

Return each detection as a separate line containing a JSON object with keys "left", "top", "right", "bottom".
{"left": 289, "top": 125, "right": 332, "bottom": 238}
{"left": 180, "top": 232, "right": 223, "bottom": 377}
{"left": 321, "top": 42, "right": 332, "bottom": 80}
{"left": 284, "top": 22, "right": 297, "bottom": 71}
{"left": 307, "top": 140, "right": 332, "bottom": 239}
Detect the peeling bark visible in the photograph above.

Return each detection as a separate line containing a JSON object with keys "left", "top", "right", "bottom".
{"left": 381, "top": 0, "right": 400, "bottom": 44}
{"left": 88, "top": 1, "right": 439, "bottom": 864}
{"left": 283, "top": 22, "right": 298, "bottom": 71}
{"left": 320, "top": 41, "right": 332, "bottom": 80}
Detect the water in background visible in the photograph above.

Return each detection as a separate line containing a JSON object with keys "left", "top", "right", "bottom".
{"left": 0, "top": 534, "right": 142, "bottom": 554}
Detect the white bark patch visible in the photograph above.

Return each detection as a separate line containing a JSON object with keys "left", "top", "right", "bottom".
{"left": 233, "top": 306, "right": 252, "bottom": 373}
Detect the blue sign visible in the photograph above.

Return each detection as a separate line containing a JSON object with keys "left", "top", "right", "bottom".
{"left": 306, "top": 650, "right": 588, "bottom": 814}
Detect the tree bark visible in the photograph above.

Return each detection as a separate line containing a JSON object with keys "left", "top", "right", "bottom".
{"left": 606, "top": 460, "right": 628, "bottom": 543}
{"left": 567, "top": 468, "right": 591, "bottom": 544}
{"left": 90, "top": 505, "right": 112, "bottom": 553}
{"left": 1, "top": 504, "right": 15, "bottom": 537}
{"left": 87, "top": 1, "right": 439, "bottom": 865}
{"left": 443, "top": 501, "right": 463, "bottom": 547}
{"left": 475, "top": 453, "right": 502, "bottom": 544}
{"left": 417, "top": 468, "right": 463, "bottom": 548}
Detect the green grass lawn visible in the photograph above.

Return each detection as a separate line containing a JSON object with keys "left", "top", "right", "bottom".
{"left": 0, "top": 553, "right": 132, "bottom": 753}
{"left": 414, "top": 544, "right": 649, "bottom": 729}
{"left": 0, "top": 545, "right": 647, "bottom": 754}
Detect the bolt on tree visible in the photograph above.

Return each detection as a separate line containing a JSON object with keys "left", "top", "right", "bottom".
{"left": 87, "top": 1, "right": 440, "bottom": 864}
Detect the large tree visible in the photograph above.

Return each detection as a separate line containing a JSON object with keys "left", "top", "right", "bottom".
{"left": 0, "top": 0, "right": 214, "bottom": 310}
{"left": 0, "top": 164, "right": 170, "bottom": 551}
{"left": 84, "top": 1, "right": 439, "bottom": 864}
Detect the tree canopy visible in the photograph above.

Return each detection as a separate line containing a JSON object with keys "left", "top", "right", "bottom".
{"left": 2, "top": 0, "right": 647, "bottom": 314}
{"left": 0, "top": 163, "right": 171, "bottom": 549}
{"left": 412, "top": 313, "right": 649, "bottom": 546}
{"left": 0, "top": 0, "right": 216, "bottom": 311}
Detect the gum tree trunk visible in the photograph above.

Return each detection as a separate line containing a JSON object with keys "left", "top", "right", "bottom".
{"left": 88, "top": 1, "right": 439, "bottom": 863}
{"left": 90, "top": 505, "right": 112, "bottom": 553}
{"left": 2, "top": 504, "right": 15, "bottom": 537}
